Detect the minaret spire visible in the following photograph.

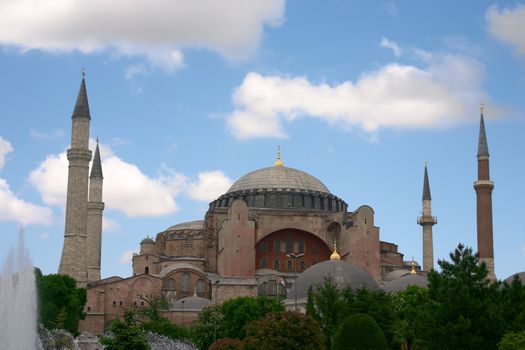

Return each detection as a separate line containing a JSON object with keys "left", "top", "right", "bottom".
{"left": 474, "top": 103, "right": 495, "bottom": 281}
{"left": 59, "top": 72, "right": 93, "bottom": 286}
{"left": 87, "top": 140, "right": 105, "bottom": 282}
{"left": 418, "top": 161, "right": 437, "bottom": 272}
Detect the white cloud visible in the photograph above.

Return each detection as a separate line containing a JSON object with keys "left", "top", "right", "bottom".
{"left": 380, "top": 37, "right": 401, "bottom": 56}
{"left": 187, "top": 171, "right": 233, "bottom": 202}
{"left": 227, "top": 53, "right": 492, "bottom": 139}
{"left": 103, "top": 217, "right": 121, "bottom": 234}
{"left": 0, "top": 136, "right": 13, "bottom": 170}
{"left": 0, "top": 0, "right": 285, "bottom": 70}
{"left": 487, "top": 4, "right": 525, "bottom": 55}
{"left": 29, "top": 129, "right": 65, "bottom": 140}
{"left": 0, "top": 178, "right": 53, "bottom": 225}
{"left": 40, "top": 233, "right": 49, "bottom": 240}
{"left": 29, "top": 140, "right": 187, "bottom": 218}
{"left": 119, "top": 249, "right": 138, "bottom": 264}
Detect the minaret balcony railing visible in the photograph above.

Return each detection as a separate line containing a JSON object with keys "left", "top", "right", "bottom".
{"left": 417, "top": 216, "right": 437, "bottom": 225}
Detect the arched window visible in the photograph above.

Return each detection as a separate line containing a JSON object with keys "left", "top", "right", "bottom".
{"left": 286, "top": 260, "right": 293, "bottom": 271}
{"left": 258, "top": 282, "right": 267, "bottom": 296}
{"left": 299, "top": 260, "right": 306, "bottom": 271}
{"left": 259, "top": 242, "right": 268, "bottom": 254}
{"left": 145, "top": 266, "right": 149, "bottom": 275}
{"left": 268, "top": 280, "right": 277, "bottom": 295}
{"left": 273, "top": 259, "right": 280, "bottom": 271}
{"left": 260, "top": 259, "right": 267, "bottom": 269}
{"left": 182, "top": 272, "right": 190, "bottom": 292}
{"left": 164, "top": 278, "right": 175, "bottom": 291}
{"left": 196, "top": 279, "right": 205, "bottom": 294}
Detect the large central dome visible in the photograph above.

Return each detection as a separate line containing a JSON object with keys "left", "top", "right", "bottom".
{"left": 227, "top": 166, "right": 330, "bottom": 194}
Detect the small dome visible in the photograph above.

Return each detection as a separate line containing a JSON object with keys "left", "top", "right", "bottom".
{"left": 165, "top": 220, "right": 204, "bottom": 232}
{"left": 382, "top": 274, "right": 429, "bottom": 293}
{"left": 172, "top": 296, "right": 211, "bottom": 311}
{"left": 227, "top": 166, "right": 330, "bottom": 194}
{"left": 504, "top": 272, "right": 525, "bottom": 285}
{"left": 383, "top": 269, "right": 412, "bottom": 282}
{"left": 287, "top": 260, "right": 379, "bottom": 300}
{"left": 140, "top": 237, "right": 155, "bottom": 244}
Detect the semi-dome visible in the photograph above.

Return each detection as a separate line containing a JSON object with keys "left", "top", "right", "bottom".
{"left": 165, "top": 220, "right": 204, "bottom": 232}
{"left": 227, "top": 166, "right": 330, "bottom": 194}
{"left": 382, "top": 274, "right": 429, "bottom": 293}
{"left": 287, "top": 260, "right": 379, "bottom": 300}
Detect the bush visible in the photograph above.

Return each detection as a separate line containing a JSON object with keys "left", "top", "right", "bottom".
{"left": 332, "top": 313, "right": 388, "bottom": 350}
{"left": 243, "top": 311, "right": 324, "bottom": 350}
{"left": 498, "top": 330, "right": 525, "bottom": 350}
{"left": 209, "top": 338, "right": 242, "bottom": 350}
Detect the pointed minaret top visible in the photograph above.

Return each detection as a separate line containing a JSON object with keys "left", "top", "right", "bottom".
{"left": 72, "top": 69, "right": 91, "bottom": 119}
{"left": 90, "top": 141, "right": 103, "bottom": 178}
{"left": 274, "top": 145, "right": 283, "bottom": 167}
{"left": 422, "top": 161, "right": 431, "bottom": 201}
{"left": 477, "top": 103, "right": 489, "bottom": 157}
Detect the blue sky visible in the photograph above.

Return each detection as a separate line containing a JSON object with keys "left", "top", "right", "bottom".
{"left": 1, "top": 0, "right": 524, "bottom": 280}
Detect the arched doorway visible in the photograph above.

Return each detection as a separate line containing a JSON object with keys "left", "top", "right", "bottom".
{"left": 255, "top": 229, "right": 331, "bottom": 272}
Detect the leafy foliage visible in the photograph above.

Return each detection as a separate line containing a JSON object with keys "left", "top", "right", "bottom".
{"left": 208, "top": 338, "right": 242, "bottom": 350}
{"left": 498, "top": 330, "right": 525, "bottom": 350}
{"left": 190, "top": 305, "right": 224, "bottom": 350}
{"left": 332, "top": 313, "right": 388, "bottom": 350}
{"left": 36, "top": 269, "right": 87, "bottom": 335}
{"left": 243, "top": 311, "right": 324, "bottom": 350}
{"left": 306, "top": 279, "right": 394, "bottom": 349}
{"left": 390, "top": 286, "right": 430, "bottom": 349}
{"left": 100, "top": 315, "right": 150, "bottom": 350}
{"left": 418, "top": 244, "right": 506, "bottom": 349}
{"left": 220, "top": 296, "right": 284, "bottom": 340}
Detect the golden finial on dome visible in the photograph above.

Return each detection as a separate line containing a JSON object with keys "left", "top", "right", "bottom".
{"left": 410, "top": 257, "right": 417, "bottom": 275}
{"left": 274, "top": 145, "right": 283, "bottom": 167}
{"left": 330, "top": 239, "right": 341, "bottom": 260}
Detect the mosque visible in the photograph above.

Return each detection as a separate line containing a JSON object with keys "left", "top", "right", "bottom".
{"left": 55, "top": 75, "right": 499, "bottom": 334}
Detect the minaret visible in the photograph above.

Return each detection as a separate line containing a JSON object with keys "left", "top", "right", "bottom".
{"left": 474, "top": 103, "right": 495, "bottom": 280}
{"left": 417, "top": 161, "right": 437, "bottom": 272}
{"left": 86, "top": 140, "right": 104, "bottom": 282}
{"left": 58, "top": 70, "right": 92, "bottom": 287}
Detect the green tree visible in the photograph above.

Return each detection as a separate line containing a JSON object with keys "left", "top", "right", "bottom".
{"left": 305, "top": 279, "right": 348, "bottom": 349}
{"left": 498, "top": 330, "right": 525, "bottom": 350}
{"left": 36, "top": 269, "right": 87, "bottom": 335}
{"left": 332, "top": 313, "right": 388, "bottom": 350}
{"left": 220, "top": 296, "right": 284, "bottom": 340}
{"left": 208, "top": 338, "right": 242, "bottom": 350}
{"left": 190, "top": 305, "right": 224, "bottom": 350}
{"left": 342, "top": 288, "right": 394, "bottom": 343}
{"left": 418, "top": 243, "right": 504, "bottom": 350}
{"left": 242, "top": 311, "right": 324, "bottom": 350}
{"left": 390, "top": 286, "right": 430, "bottom": 350}
{"left": 100, "top": 314, "right": 150, "bottom": 350}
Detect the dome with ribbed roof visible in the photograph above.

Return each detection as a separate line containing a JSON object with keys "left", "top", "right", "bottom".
{"left": 227, "top": 166, "right": 330, "bottom": 194}
{"left": 287, "top": 260, "right": 379, "bottom": 300}
{"left": 382, "top": 274, "right": 429, "bottom": 293}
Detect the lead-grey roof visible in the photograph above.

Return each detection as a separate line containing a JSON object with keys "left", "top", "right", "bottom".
{"left": 72, "top": 78, "right": 91, "bottom": 119}
{"left": 165, "top": 220, "right": 204, "bottom": 231}
{"left": 90, "top": 143, "right": 103, "bottom": 178}
{"left": 382, "top": 274, "right": 428, "bottom": 293}
{"left": 287, "top": 260, "right": 379, "bottom": 300}
{"left": 504, "top": 272, "right": 525, "bottom": 285}
{"left": 477, "top": 114, "right": 489, "bottom": 157}
{"left": 227, "top": 166, "right": 330, "bottom": 194}
{"left": 422, "top": 164, "right": 431, "bottom": 200}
